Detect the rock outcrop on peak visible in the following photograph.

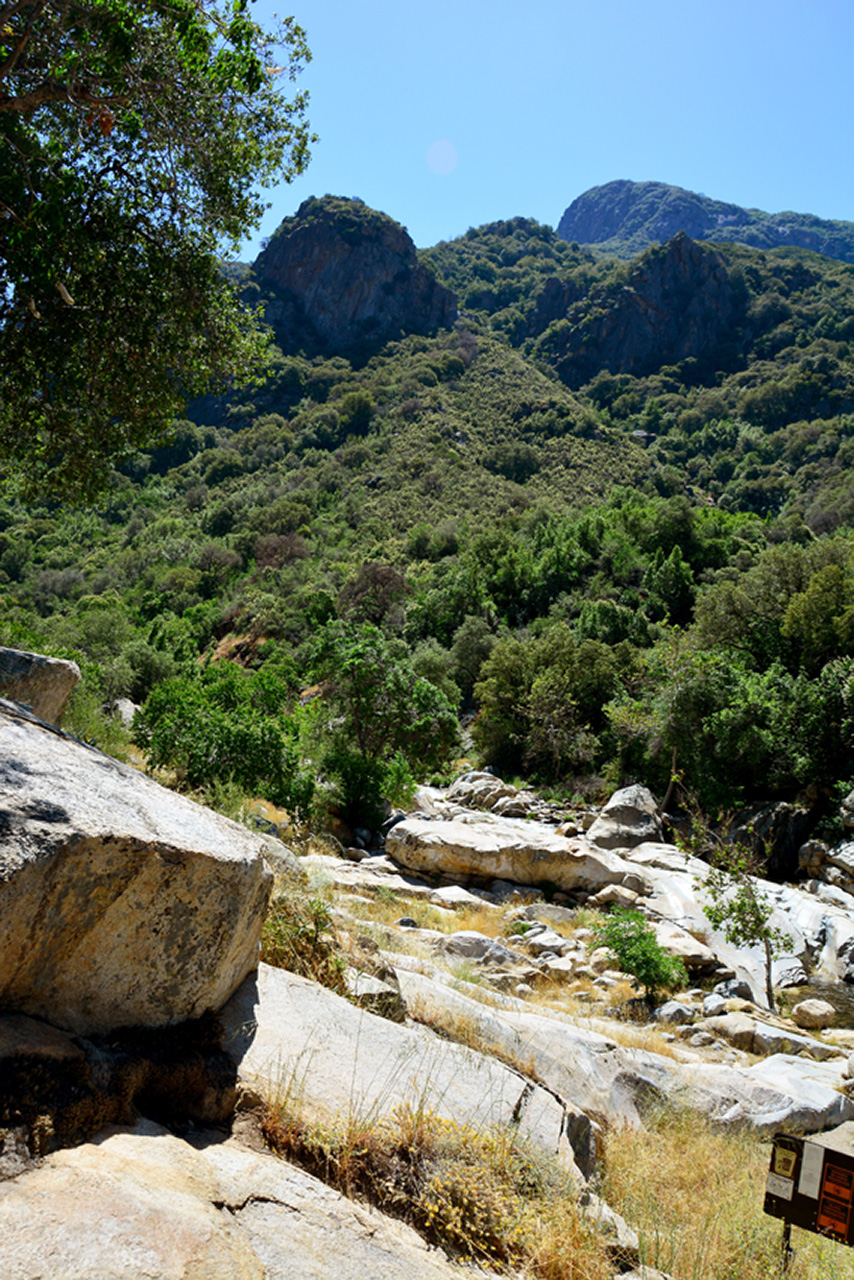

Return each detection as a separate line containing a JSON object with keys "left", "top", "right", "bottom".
{"left": 0, "top": 700, "right": 272, "bottom": 1035}
{"left": 253, "top": 195, "right": 457, "bottom": 356}
{"left": 558, "top": 179, "right": 854, "bottom": 264}
{"left": 532, "top": 233, "right": 747, "bottom": 389}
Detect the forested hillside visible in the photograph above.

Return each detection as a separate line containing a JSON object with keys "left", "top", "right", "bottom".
{"left": 3, "top": 195, "right": 853, "bottom": 851}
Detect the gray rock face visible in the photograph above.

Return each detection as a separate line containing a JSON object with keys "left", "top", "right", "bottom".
{"left": 586, "top": 785, "right": 663, "bottom": 851}
{"left": 0, "top": 649, "right": 80, "bottom": 726}
{"left": 0, "top": 704, "right": 272, "bottom": 1034}
{"left": 254, "top": 196, "right": 456, "bottom": 356}
{"left": 532, "top": 234, "right": 747, "bottom": 390}
{"left": 557, "top": 179, "right": 854, "bottom": 264}
{"left": 805, "top": 838, "right": 854, "bottom": 897}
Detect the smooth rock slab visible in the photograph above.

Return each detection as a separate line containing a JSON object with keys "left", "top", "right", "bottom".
{"left": 0, "top": 706, "right": 272, "bottom": 1034}
{"left": 218, "top": 963, "right": 589, "bottom": 1176}
{"left": 0, "top": 1120, "right": 477, "bottom": 1280}
{"left": 393, "top": 968, "right": 854, "bottom": 1135}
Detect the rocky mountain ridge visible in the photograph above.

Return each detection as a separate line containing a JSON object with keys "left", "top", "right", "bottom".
{"left": 557, "top": 179, "right": 854, "bottom": 263}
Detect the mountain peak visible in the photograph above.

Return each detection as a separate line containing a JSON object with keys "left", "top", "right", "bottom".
{"left": 253, "top": 196, "right": 457, "bottom": 357}
{"left": 557, "top": 180, "right": 854, "bottom": 263}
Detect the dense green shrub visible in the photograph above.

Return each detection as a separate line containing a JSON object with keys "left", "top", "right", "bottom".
{"left": 133, "top": 665, "right": 315, "bottom": 818}
{"left": 595, "top": 909, "right": 688, "bottom": 1001}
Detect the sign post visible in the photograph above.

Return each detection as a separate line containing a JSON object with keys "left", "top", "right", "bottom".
{"left": 764, "top": 1121, "right": 854, "bottom": 1270}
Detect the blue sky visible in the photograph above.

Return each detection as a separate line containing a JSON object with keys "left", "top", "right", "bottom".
{"left": 241, "top": 0, "right": 854, "bottom": 257}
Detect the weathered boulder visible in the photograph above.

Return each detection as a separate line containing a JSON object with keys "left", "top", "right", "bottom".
{"left": 695, "top": 1013, "right": 841, "bottom": 1061}
{"left": 791, "top": 998, "right": 836, "bottom": 1030}
{"left": 654, "top": 1001, "right": 695, "bottom": 1026}
{"left": 0, "top": 703, "right": 272, "bottom": 1034}
{"left": 446, "top": 770, "right": 518, "bottom": 810}
{"left": 625, "top": 842, "right": 854, "bottom": 1003}
{"left": 0, "top": 649, "right": 80, "bottom": 726}
{"left": 651, "top": 920, "right": 720, "bottom": 972}
{"left": 445, "top": 771, "right": 555, "bottom": 821}
{"left": 586, "top": 785, "right": 663, "bottom": 851}
{"left": 435, "top": 929, "right": 494, "bottom": 958}
{"left": 102, "top": 697, "right": 139, "bottom": 728}
{"left": 693, "top": 1012, "right": 756, "bottom": 1052}
{"left": 385, "top": 817, "right": 647, "bottom": 895}
{"left": 0, "top": 1120, "right": 477, "bottom": 1280}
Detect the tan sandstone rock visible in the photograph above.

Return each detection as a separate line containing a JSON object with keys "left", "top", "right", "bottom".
{"left": 0, "top": 704, "right": 272, "bottom": 1034}
{"left": 791, "top": 998, "right": 836, "bottom": 1030}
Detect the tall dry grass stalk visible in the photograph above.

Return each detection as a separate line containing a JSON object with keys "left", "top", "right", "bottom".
{"left": 602, "top": 1106, "right": 854, "bottom": 1279}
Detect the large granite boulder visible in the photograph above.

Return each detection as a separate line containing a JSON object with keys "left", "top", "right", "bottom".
{"left": 385, "top": 817, "right": 647, "bottom": 895}
{"left": 0, "top": 649, "right": 80, "bottom": 726}
{"left": 586, "top": 785, "right": 663, "bottom": 851}
{"left": 0, "top": 702, "right": 272, "bottom": 1034}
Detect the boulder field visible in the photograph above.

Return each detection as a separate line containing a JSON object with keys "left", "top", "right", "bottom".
{"left": 4, "top": 657, "right": 854, "bottom": 1278}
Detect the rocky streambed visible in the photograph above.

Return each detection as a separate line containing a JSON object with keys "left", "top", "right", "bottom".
{"left": 3, "top": 654, "right": 854, "bottom": 1279}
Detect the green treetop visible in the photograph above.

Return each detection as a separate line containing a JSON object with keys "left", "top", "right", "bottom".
{"left": 0, "top": 0, "right": 314, "bottom": 498}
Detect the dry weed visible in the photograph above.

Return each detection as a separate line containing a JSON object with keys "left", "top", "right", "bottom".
{"left": 406, "top": 991, "right": 539, "bottom": 1079}
{"left": 263, "top": 1092, "right": 610, "bottom": 1276}
{"left": 261, "top": 890, "right": 347, "bottom": 995}
{"left": 601, "top": 1106, "right": 854, "bottom": 1279}
{"left": 596, "top": 1022, "right": 685, "bottom": 1061}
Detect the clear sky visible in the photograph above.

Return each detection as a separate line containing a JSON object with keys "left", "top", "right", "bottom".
{"left": 240, "top": 0, "right": 854, "bottom": 257}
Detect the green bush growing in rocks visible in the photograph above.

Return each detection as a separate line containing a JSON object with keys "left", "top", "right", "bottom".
{"left": 595, "top": 909, "right": 687, "bottom": 1002}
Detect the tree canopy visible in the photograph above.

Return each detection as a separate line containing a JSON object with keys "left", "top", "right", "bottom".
{"left": 0, "top": 0, "right": 313, "bottom": 497}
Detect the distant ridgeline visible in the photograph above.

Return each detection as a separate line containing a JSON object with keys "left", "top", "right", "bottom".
{"left": 210, "top": 192, "right": 854, "bottom": 528}
{"left": 556, "top": 180, "right": 854, "bottom": 263}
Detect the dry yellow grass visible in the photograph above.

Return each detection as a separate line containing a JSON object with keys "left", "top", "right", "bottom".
{"left": 263, "top": 1091, "right": 611, "bottom": 1278}
{"left": 602, "top": 1107, "right": 854, "bottom": 1280}
{"left": 596, "top": 1021, "right": 686, "bottom": 1061}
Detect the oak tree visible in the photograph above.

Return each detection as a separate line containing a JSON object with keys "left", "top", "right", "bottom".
{"left": 0, "top": 0, "right": 313, "bottom": 497}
